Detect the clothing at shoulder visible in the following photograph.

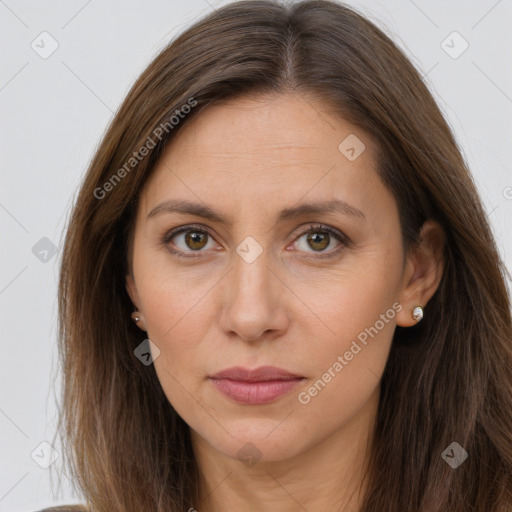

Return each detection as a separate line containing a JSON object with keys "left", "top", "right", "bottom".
{"left": 37, "top": 505, "right": 88, "bottom": 512}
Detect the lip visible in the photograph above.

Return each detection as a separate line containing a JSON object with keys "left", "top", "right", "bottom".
{"left": 210, "top": 365, "right": 303, "bottom": 382}
{"left": 209, "top": 366, "right": 305, "bottom": 405}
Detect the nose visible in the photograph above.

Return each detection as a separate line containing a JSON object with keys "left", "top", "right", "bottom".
{"left": 218, "top": 246, "right": 289, "bottom": 342}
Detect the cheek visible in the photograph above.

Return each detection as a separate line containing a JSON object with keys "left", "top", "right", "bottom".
{"left": 301, "top": 289, "right": 397, "bottom": 387}
{"left": 290, "top": 253, "right": 402, "bottom": 408}
{"left": 139, "top": 275, "right": 211, "bottom": 416}
{"left": 289, "top": 250, "right": 403, "bottom": 344}
{"left": 329, "top": 279, "right": 399, "bottom": 344}
{"left": 135, "top": 260, "right": 217, "bottom": 342}
{"left": 294, "top": 293, "right": 397, "bottom": 428}
{"left": 134, "top": 265, "right": 220, "bottom": 391}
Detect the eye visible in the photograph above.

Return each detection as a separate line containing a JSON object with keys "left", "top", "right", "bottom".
{"left": 161, "top": 224, "right": 216, "bottom": 258}
{"left": 292, "top": 224, "right": 347, "bottom": 258}
{"left": 161, "top": 223, "right": 349, "bottom": 260}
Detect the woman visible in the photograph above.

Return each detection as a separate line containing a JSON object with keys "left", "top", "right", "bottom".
{"left": 47, "top": 0, "right": 512, "bottom": 511}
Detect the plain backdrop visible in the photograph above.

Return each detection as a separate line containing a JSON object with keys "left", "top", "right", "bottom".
{"left": 1, "top": 0, "right": 511, "bottom": 510}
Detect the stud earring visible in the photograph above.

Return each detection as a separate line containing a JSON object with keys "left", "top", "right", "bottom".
{"left": 412, "top": 306, "right": 423, "bottom": 322}
{"left": 131, "top": 311, "right": 141, "bottom": 323}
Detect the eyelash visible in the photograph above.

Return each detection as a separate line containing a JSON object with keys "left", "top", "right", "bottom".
{"left": 161, "top": 223, "right": 349, "bottom": 260}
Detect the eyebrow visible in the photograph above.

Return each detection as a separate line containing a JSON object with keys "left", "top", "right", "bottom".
{"left": 147, "top": 198, "right": 366, "bottom": 223}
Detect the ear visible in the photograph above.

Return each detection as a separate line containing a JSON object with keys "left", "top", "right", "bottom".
{"left": 125, "top": 273, "right": 147, "bottom": 331}
{"left": 396, "top": 219, "right": 445, "bottom": 327}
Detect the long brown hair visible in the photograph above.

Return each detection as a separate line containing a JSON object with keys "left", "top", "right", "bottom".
{"left": 55, "top": 1, "right": 512, "bottom": 510}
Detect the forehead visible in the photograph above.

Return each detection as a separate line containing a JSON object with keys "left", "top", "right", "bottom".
{"left": 139, "top": 92, "right": 387, "bottom": 222}
{"left": 159, "top": 92, "right": 376, "bottom": 166}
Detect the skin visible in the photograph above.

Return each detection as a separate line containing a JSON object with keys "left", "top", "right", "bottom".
{"left": 125, "top": 92, "right": 444, "bottom": 512}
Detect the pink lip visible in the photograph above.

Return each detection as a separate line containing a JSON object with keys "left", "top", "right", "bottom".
{"left": 209, "top": 366, "right": 305, "bottom": 405}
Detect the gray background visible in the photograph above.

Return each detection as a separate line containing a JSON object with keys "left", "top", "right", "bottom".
{"left": 1, "top": 0, "right": 511, "bottom": 510}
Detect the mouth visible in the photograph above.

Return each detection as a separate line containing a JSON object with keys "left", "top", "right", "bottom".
{"left": 208, "top": 366, "right": 305, "bottom": 405}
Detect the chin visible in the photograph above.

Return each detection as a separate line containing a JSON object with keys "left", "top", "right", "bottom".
{"left": 204, "top": 421, "right": 308, "bottom": 464}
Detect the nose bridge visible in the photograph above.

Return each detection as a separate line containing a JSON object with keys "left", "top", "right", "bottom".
{"left": 220, "top": 237, "right": 286, "bottom": 340}
{"left": 234, "top": 241, "right": 270, "bottom": 294}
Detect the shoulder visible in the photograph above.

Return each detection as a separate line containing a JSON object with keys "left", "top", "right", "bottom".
{"left": 36, "top": 506, "right": 88, "bottom": 512}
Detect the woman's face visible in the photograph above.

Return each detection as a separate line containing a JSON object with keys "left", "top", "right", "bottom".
{"left": 126, "top": 92, "right": 418, "bottom": 464}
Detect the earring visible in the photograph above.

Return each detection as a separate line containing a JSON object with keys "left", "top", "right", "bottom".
{"left": 131, "top": 311, "right": 141, "bottom": 323}
{"left": 412, "top": 306, "right": 423, "bottom": 322}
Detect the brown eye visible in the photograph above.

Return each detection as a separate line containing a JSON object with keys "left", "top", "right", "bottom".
{"left": 306, "top": 231, "right": 330, "bottom": 251}
{"left": 184, "top": 231, "right": 209, "bottom": 250}
{"left": 162, "top": 226, "right": 215, "bottom": 257}
{"left": 293, "top": 224, "right": 347, "bottom": 258}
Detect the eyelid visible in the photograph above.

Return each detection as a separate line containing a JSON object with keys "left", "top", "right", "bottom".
{"left": 162, "top": 223, "right": 211, "bottom": 243}
{"left": 294, "top": 223, "right": 349, "bottom": 244}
